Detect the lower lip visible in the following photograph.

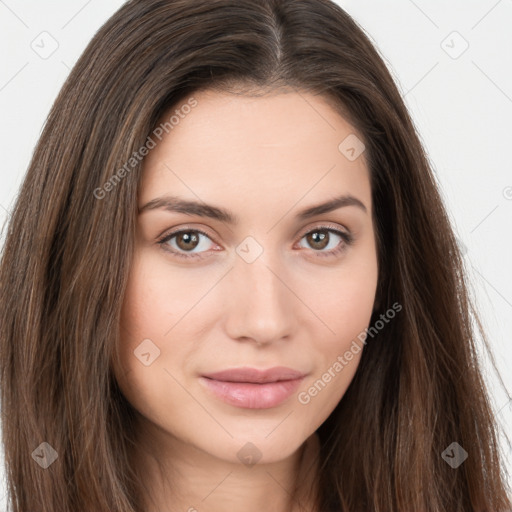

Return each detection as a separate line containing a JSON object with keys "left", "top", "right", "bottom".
{"left": 199, "top": 376, "right": 304, "bottom": 409}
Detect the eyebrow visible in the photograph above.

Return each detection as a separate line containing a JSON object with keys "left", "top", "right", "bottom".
{"left": 138, "top": 193, "right": 367, "bottom": 224}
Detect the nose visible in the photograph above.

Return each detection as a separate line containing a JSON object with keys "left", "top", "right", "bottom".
{"left": 222, "top": 249, "right": 297, "bottom": 346}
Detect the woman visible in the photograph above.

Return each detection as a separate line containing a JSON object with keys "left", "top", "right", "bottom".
{"left": 0, "top": 0, "right": 510, "bottom": 510}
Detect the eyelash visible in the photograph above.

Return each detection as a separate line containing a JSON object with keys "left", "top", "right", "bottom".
{"left": 156, "top": 224, "right": 354, "bottom": 261}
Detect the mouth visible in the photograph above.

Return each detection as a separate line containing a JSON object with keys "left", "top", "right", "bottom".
{"left": 199, "top": 366, "right": 307, "bottom": 409}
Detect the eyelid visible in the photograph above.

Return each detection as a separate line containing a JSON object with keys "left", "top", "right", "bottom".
{"left": 156, "top": 224, "right": 217, "bottom": 242}
{"left": 156, "top": 225, "right": 220, "bottom": 253}
{"left": 295, "top": 221, "right": 349, "bottom": 239}
{"left": 157, "top": 221, "right": 350, "bottom": 243}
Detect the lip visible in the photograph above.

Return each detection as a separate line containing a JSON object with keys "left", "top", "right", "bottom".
{"left": 202, "top": 366, "right": 306, "bottom": 383}
{"left": 199, "top": 366, "right": 307, "bottom": 409}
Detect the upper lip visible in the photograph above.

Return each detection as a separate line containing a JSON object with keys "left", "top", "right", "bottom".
{"left": 201, "top": 366, "right": 306, "bottom": 384}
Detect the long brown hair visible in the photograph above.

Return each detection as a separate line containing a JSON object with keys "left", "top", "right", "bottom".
{"left": 0, "top": 0, "right": 510, "bottom": 510}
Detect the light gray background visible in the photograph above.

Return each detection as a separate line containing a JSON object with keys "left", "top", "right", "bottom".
{"left": 0, "top": 0, "right": 511, "bottom": 506}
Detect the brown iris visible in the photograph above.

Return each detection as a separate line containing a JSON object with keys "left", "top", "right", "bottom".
{"left": 306, "top": 230, "right": 329, "bottom": 250}
{"left": 176, "top": 232, "right": 200, "bottom": 251}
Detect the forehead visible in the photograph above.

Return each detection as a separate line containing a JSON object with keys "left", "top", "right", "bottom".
{"left": 139, "top": 89, "right": 371, "bottom": 218}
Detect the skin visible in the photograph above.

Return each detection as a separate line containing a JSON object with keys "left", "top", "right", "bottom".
{"left": 112, "top": 88, "right": 379, "bottom": 512}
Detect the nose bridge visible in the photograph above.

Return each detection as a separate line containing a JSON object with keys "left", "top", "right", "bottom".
{"left": 223, "top": 243, "right": 295, "bottom": 343}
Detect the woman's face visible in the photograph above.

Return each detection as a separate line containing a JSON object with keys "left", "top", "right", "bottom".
{"left": 114, "top": 88, "right": 378, "bottom": 466}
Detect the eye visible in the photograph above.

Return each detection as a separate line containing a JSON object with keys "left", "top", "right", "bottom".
{"left": 297, "top": 225, "right": 354, "bottom": 258}
{"left": 157, "top": 228, "right": 217, "bottom": 260}
{"left": 156, "top": 224, "right": 354, "bottom": 260}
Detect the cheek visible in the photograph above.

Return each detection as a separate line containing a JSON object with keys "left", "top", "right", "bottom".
{"left": 296, "top": 277, "right": 373, "bottom": 416}
{"left": 298, "top": 254, "right": 378, "bottom": 404}
{"left": 115, "top": 251, "right": 204, "bottom": 397}
{"left": 116, "top": 255, "right": 168, "bottom": 380}
{"left": 114, "top": 261, "right": 190, "bottom": 424}
{"left": 120, "top": 247, "right": 216, "bottom": 341}
{"left": 308, "top": 254, "right": 378, "bottom": 347}
{"left": 118, "top": 251, "right": 186, "bottom": 357}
